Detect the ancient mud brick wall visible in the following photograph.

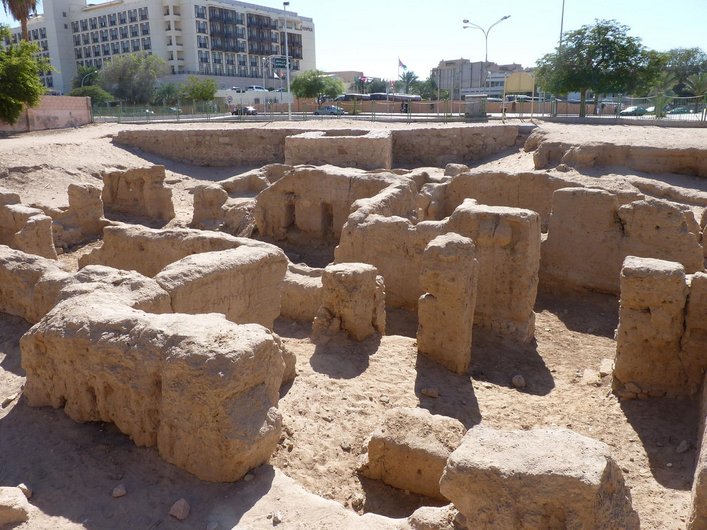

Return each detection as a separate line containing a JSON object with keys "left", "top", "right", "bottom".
{"left": 531, "top": 136, "right": 707, "bottom": 178}
{"left": 337, "top": 197, "right": 540, "bottom": 343}
{"left": 102, "top": 166, "right": 175, "bottom": 222}
{"left": 690, "top": 372, "right": 707, "bottom": 529}
{"left": 0, "top": 188, "right": 57, "bottom": 260}
{"left": 285, "top": 130, "right": 393, "bottom": 170}
{"left": 313, "top": 263, "right": 385, "bottom": 341}
{"left": 254, "top": 166, "right": 406, "bottom": 242}
{"left": 80, "top": 225, "right": 274, "bottom": 277}
{"left": 21, "top": 295, "right": 285, "bottom": 482}
{"left": 541, "top": 188, "right": 704, "bottom": 294}
{"left": 280, "top": 263, "right": 323, "bottom": 322}
{"left": 613, "top": 257, "right": 707, "bottom": 398}
{"left": 361, "top": 407, "right": 466, "bottom": 500}
{"left": 154, "top": 246, "right": 288, "bottom": 329}
{"left": 392, "top": 125, "right": 519, "bottom": 167}
{"left": 115, "top": 129, "right": 299, "bottom": 167}
{"left": 440, "top": 426, "right": 639, "bottom": 529}
{"left": 417, "top": 234, "right": 478, "bottom": 374}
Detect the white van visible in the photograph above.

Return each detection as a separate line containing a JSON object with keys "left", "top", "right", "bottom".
{"left": 246, "top": 85, "right": 268, "bottom": 92}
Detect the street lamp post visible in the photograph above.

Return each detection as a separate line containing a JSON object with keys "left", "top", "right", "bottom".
{"left": 283, "top": 1, "right": 291, "bottom": 121}
{"left": 462, "top": 15, "right": 510, "bottom": 94}
{"left": 81, "top": 70, "right": 98, "bottom": 87}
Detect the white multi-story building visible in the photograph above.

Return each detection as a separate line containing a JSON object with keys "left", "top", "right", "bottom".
{"left": 3, "top": 0, "right": 315, "bottom": 96}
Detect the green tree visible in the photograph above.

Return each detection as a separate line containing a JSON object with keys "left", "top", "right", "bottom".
{"left": 664, "top": 47, "right": 707, "bottom": 94}
{"left": 153, "top": 82, "right": 180, "bottom": 106}
{"left": 410, "top": 76, "right": 438, "bottom": 99}
{"left": 68, "top": 85, "right": 114, "bottom": 106}
{"left": 290, "top": 70, "right": 344, "bottom": 105}
{"left": 1, "top": 0, "right": 36, "bottom": 41}
{"left": 0, "top": 25, "right": 46, "bottom": 124}
{"left": 180, "top": 75, "right": 217, "bottom": 102}
{"left": 99, "top": 53, "right": 167, "bottom": 104}
{"left": 367, "top": 78, "right": 388, "bottom": 93}
{"left": 399, "top": 71, "right": 418, "bottom": 94}
{"left": 685, "top": 73, "right": 707, "bottom": 98}
{"left": 536, "top": 19, "right": 650, "bottom": 117}
{"left": 72, "top": 65, "right": 100, "bottom": 89}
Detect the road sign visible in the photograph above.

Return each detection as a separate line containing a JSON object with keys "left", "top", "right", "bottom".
{"left": 272, "top": 57, "right": 288, "bottom": 68}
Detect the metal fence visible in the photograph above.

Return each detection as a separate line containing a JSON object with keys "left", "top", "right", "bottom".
{"left": 90, "top": 94, "right": 707, "bottom": 124}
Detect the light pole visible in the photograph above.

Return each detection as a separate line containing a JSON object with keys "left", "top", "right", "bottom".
{"left": 462, "top": 15, "right": 510, "bottom": 93}
{"left": 81, "top": 70, "right": 98, "bottom": 87}
{"left": 283, "top": 1, "right": 291, "bottom": 121}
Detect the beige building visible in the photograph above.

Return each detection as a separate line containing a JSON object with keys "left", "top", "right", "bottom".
{"left": 3, "top": 0, "right": 315, "bottom": 95}
{"left": 431, "top": 59, "right": 526, "bottom": 99}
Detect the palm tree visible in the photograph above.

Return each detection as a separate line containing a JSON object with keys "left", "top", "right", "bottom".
{"left": 399, "top": 71, "right": 418, "bottom": 94}
{"left": 685, "top": 73, "right": 707, "bottom": 99}
{"left": 1, "top": 0, "right": 38, "bottom": 41}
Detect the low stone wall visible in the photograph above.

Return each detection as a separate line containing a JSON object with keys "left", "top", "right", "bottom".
{"left": 114, "top": 125, "right": 521, "bottom": 169}
{"left": 614, "top": 257, "right": 707, "bottom": 398}
{"left": 361, "top": 407, "right": 466, "bottom": 500}
{"left": 392, "top": 125, "right": 519, "bottom": 167}
{"left": 0, "top": 188, "right": 57, "bottom": 259}
{"left": 154, "top": 246, "right": 288, "bottom": 329}
{"left": 530, "top": 134, "right": 707, "bottom": 178}
{"left": 541, "top": 188, "right": 704, "bottom": 294}
{"left": 0, "top": 96, "right": 92, "bottom": 134}
{"left": 21, "top": 295, "right": 285, "bottom": 482}
{"left": 285, "top": 130, "right": 393, "bottom": 170}
{"left": 114, "top": 128, "right": 299, "bottom": 167}
{"left": 280, "top": 263, "right": 323, "bottom": 322}
{"left": 254, "top": 166, "right": 405, "bottom": 243}
{"left": 337, "top": 198, "right": 540, "bottom": 343}
{"left": 102, "top": 166, "right": 175, "bottom": 222}
{"left": 440, "top": 426, "right": 639, "bottom": 529}
{"left": 80, "top": 224, "right": 275, "bottom": 277}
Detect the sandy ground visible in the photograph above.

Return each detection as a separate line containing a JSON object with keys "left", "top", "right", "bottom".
{"left": 1, "top": 120, "right": 706, "bottom": 529}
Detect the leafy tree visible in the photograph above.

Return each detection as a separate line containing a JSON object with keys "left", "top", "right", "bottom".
{"left": 99, "top": 53, "right": 167, "bottom": 104}
{"left": 180, "top": 75, "right": 217, "bottom": 102}
{"left": 153, "top": 82, "right": 180, "bottom": 106}
{"left": 535, "top": 19, "right": 650, "bottom": 117}
{"left": 410, "top": 76, "right": 439, "bottom": 99}
{"left": 399, "top": 71, "right": 418, "bottom": 94}
{"left": 72, "top": 65, "right": 100, "bottom": 89}
{"left": 664, "top": 48, "right": 707, "bottom": 92}
{"left": 367, "top": 78, "right": 388, "bottom": 93}
{"left": 1, "top": 0, "right": 36, "bottom": 41}
{"left": 290, "top": 70, "right": 344, "bottom": 105}
{"left": 0, "top": 25, "right": 46, "bottom": 124}
{"left": 69, "top": 85, "right": 114, "bottom": 106}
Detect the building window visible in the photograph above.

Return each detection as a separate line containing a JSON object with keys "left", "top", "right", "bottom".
{"left": 40, "top": 27, "right": 46, "bottom": 39}
{"left": 75, "top": 48, "right": 82, "bottom": 59}
{"left": 110, "top": 28, "right": 118, "bottom": 40}
{"left": 80, "top": 19, "right": 88, "bottom": 31}
{"left": 138, "top": 7, "right": 148, "bottom": 20}
{"left": 119, "top": 27, "right": 128, "bottom": 39}
{"left": 131, "top": 39, "right": 140, "bottom": 52}
{"left": 196, "top": 20, "right": 207, "bottom": 33}
{"left": 109, "top": 13, "right": 117, "bottom": 26}
{"left": 195, "top": 5, "right": 206, "bottom": 19}
{"left": 130, "top": 25, "right": 139, "bottom": 37}
{"left": 121, "top": 41, "right": 129, "bottom": 53}
{"left": 111, "top": 42, "right": 119, "bottom": 54}
{"left": 84, "top": 46, "right": 91, "bottom": 57}
{"left": 118, "top": 12, "right": 127, "bottom": 24}
{"left": 100, "top": 29, "right": 108, "bottom": 41}
{"left": 93, "top": 45, "right": 101, "bottom": 56}
{"left": 73, "top": 35, "right": 81, "bottom": 46}
{"left": 140, "top": 22, "right": 150, "bottom": 35}
{"left": 71, "top": 21, "right": 79, "bottom": 33}
{"left": 89, "top": 17, "right": 97, "bottom": 30}
{"left": 141, "top": 37, "right": 151, "bottom": 50}
{"left": 102, "top": 43, "right": 110, "bottom": 55}
{"left": 128, "top": 9, "right": 137, "bottom": 23}
{"left": 82, "top": 34, "right": 89, "bottom": 45}
{"left": 91, "top": 31, "right": 99, "bottom": 43}
{"left": 197, "top": 35, "right": 209, "bottom": 49}
{"left": 99, "top": 16, "right": 107, "bottom": 28}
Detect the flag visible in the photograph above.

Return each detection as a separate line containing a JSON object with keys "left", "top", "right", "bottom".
{"left": 398, "top": 58, "right": 407, "bottom": 70}
{"left": 273, "top": 72, "right": 280, "bottom": 79}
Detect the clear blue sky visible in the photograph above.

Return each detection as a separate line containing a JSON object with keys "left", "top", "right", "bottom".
{"left": 3, "top": 0, "right": 706, "bottom": 80}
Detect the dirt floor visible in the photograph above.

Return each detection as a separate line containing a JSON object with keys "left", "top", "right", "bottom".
{"left": 1, "top": 120, "right": 706, "bottom": 529}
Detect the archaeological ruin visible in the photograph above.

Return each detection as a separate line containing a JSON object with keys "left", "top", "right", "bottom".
{"left": 0, "top": 120, "right": 706, "bottom": 529}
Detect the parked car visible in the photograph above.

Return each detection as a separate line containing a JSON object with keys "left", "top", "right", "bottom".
{"left": 619, "top": 106, "right": 647, "bottom": 116}
{"left": 246, "top": 85, "right": 268, "bottom": 92}
{"left": 667, "top": 106, "right": 694, "bottom": 115}
{"left": 231, "top": 105, "right": 257, "bottom": 115}
{"left": 169, "top": 107, "right": 182, "bottom": 113}
{"left": 313, "top": 105, "right": 347, "bottom": 115}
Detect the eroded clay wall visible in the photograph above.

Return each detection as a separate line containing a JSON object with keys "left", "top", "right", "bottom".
{"left": 541, "top": 188, "right": 704, "bottom": 294}
{"left": 254, "top": 166, "right": 408, "bottom": 242}
{"left": 285, "top": 130, "right": 393, "bottom": 170}
{"left": 392, "top": 125, "right": 519, "bottom": 167}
